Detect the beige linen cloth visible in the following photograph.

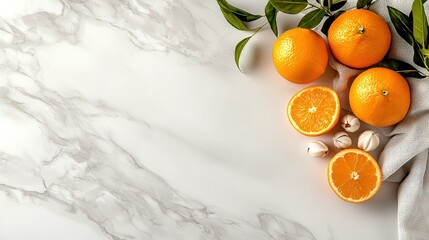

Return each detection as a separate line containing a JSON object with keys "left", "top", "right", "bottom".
{"left": 325, "top": 1, "right": 429, "bottom": 239}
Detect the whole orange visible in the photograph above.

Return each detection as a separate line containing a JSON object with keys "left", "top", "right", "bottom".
{"left": 272, "top": 28, "right": 328, "bottom": 84}
{"left": 328, "top": 9, "right": 391, "bottom": 68}
{"left": 349, "top": 67, "right": 410, "bottom": 127}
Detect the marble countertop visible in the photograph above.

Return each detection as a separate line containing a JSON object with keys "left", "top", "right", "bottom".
{"left": 0, "top": 0, "right": 398, "bottom": 239}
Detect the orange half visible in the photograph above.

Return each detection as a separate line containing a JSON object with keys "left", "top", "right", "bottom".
{"left": 287, "top": 86, "right": 340, "bottom": 136}
{"left": 328, "top": 149, "right": 382, "bottom": 204}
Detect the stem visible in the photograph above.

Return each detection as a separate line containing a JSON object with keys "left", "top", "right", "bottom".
{"left": 251, "top": 22, "right": 268, "bottom": 34}
{"left": 304, "top": 6, "right": 316, "bottom": 11}
{"left": 325, "top": 9, "right": 333, "bottom": 16}
{"left": 308, "top": 2, "right": 324, "bottom": 9}
{"left": 308, "top": 1, "right": 333, "bottom": 16}
{"left": 424, "top": 56, "right": 429, "bottom": 70}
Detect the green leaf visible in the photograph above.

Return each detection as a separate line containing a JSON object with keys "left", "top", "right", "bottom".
{"left": 324, "top": 0, "right": 332, "bottom": 8}
{"left": 357, "top": 0, "right": 373, "bottom": 8}
{"left": 410, "top": 8, "right": 429, "bottom": 47}
{"left": 235, "top": 36, "right": 252, "bottom": 72}
{"left": 388, "top": 6, "right": 414, "bottom": 45}
{"left": 330, "top": 0, "right": 347, "bottom": 11}
{"left": 412, "top": 0, "right": 428, "bottom": 47}
{"left": 421, "top": 48, "right": 429, "bottom": 56}
{"left": 265, "top": 2, "right": 278, "bottom": 36}
{"left": 269, "top": 0, "right": 308, "bottom": 14}
{"left": 217, "top": 0, "right": 263, "bottom": 22}
{"left": 298, "top": 9, "right": 325, "bottom": 29}
{"left": 220, "top": 7, "right": 248, "bottom": 30}
{"left": 321, "top": 11, "right": 344, "bottom": 36}
{"left": 420, "top": 49, "right": 429, "bottom": 68}
{"left": 413, "top": 44, "right": 426, "bottom": 67}
{"left": 372, "top": 59, "right": 426, "bottom": 78}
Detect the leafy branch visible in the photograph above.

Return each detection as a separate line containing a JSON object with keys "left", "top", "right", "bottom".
{"left": 216, "top": 0, "right": 378, "bottom": 71}
{"left": 235, "top": 23, "right": 268, "bottom": 72}
{"left": 386, "top": 0, "right": 429, "bottom": 77}
{"left": 217, "top": 0, "right": 428, "bottom": 78}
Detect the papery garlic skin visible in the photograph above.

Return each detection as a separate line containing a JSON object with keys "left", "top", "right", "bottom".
{"left": 358, "top": 130, "right": 380, "bottom": 152}
{"left": 333, "top": 131, "right": 352, "bottom": 149}
{"left": 307, "top": 140, "right": 329, "bottom": 158}
{"left": 341, "top": 114, "right": 360, "bottom": 132}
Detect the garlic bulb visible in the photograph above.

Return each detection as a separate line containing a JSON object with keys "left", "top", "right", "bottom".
{"left": 307, "top": 140, "right": 329, "bottom": 158}
{"left": 333, "top": 131, "right": 352, "bottom": 149}
{"left": 341, "top": 114, "right": 360, "bottom": 132}
{"left": 358, "top": 130, "right": 380, "bottom": 152}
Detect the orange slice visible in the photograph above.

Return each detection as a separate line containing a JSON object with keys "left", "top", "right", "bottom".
{"left": 287, "top": 86, "right": 340, "bottom": 136}
{"left": 328, "top": 149, "right": 382, "bottom": 204}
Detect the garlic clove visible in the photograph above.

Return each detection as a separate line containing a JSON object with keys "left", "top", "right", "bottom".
{"left": 333, "top": 131, "right": 352, "bottom": 149}
{"left": 341, "top": 114, "right": 360, "bottom": 132}
{"left": 358, "top": 130, "right": 380, "bottom": 152}
{"left": 307, "top": 140, "right": 329, "bottom": 158}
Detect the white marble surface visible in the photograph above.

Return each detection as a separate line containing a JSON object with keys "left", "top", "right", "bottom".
{"left": 0, "top": 0, "right": 398, "bottom": 239}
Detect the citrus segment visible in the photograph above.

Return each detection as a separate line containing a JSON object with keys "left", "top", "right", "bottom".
{"left": 328, "top": 149, "right": 382, "bottom": 203}
{"left": 287, "top": 86, "right": 340, "bottom": 136}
